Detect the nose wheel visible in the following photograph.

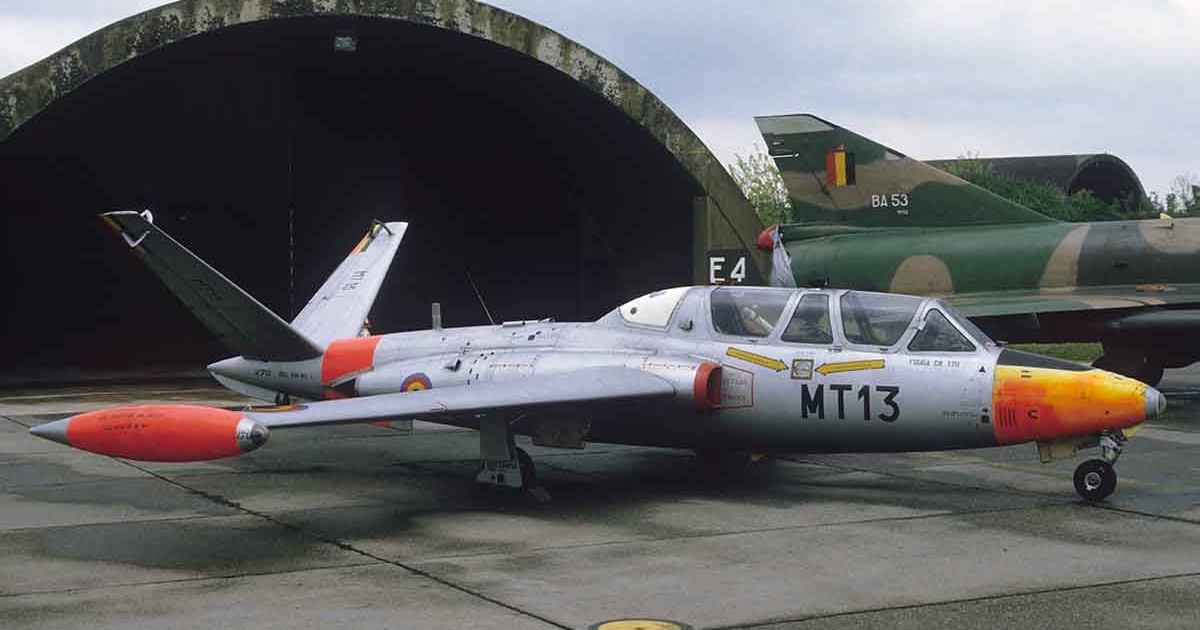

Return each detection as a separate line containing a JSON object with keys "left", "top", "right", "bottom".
{"left": 1073, "top": 430, "right": 1124, "bottom": 502}
{"left": 1074, "top": 459, "right": 1117, "bottom": 501}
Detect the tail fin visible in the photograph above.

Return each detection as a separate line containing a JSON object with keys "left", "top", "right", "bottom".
{"left": 291, "top": 221, "right": 407, "bottom": 346}
{"left": 754, "top": 114, "right": 1055, "bottom": 228}
{"left": 101, "top": 211, "right": 323, "bottom": 361}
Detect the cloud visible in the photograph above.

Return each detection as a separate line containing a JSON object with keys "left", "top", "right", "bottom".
{"left": 488, "top": 0, "right": 1200, "bottom": 194}
{"left": 0, "top": 1, "right": 161, "bottom": 73}
{"left": 0, "top": 0, "right": 1196, "bottom": 194}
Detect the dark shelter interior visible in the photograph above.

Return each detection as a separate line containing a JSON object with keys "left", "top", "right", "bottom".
{"left": 0, "top": 16, "right": 701, "bottom": 371}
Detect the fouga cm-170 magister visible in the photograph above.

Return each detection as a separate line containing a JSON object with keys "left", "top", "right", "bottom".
{"left": 30, "top": 212, "right": 1166, "bottom": 501}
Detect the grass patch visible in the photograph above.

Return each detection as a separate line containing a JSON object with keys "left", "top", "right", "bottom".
{"left": 1008, "top": 342, "right": 1102, "bottom": 363}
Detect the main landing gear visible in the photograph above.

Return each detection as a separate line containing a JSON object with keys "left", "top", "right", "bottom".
{"left": 1072, "top": 431, "right": 1124, "bottom": 502}
{"left": 475, "top": 417, "right": 550, "bottom": 501}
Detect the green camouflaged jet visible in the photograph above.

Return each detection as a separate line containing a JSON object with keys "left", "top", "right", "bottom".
{"left": 754, "top": 114, "right": 1200, "bottom": 385}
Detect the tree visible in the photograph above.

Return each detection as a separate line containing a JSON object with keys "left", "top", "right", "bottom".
{"left": 728, "top": 146, "right": 790, "bottom": 226}
{"left": 942, "top": 155, "right": 1128, "bottom": 222}
{"left": 1168, "top": 173, "right": 1198, "bottom": 214}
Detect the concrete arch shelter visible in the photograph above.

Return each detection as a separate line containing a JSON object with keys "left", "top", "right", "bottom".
{"left": 0, "top": 0, "right": 763, "bottom": 372}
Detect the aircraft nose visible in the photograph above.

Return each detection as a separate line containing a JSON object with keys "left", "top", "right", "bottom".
{"left": 1144, "top": 386, "right": 1166, "bottom": 419}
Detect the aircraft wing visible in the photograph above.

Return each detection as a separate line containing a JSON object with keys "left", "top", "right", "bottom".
{"left": 946, "top": 284, "right": 1200, "bottom": 318}
{"left": 245, "top": 366, "right": 676, "bottom": 429}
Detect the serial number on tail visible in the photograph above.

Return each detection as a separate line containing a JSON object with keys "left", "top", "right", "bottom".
{"left": 871, "top": 193, "right": 910, "bottom": 210}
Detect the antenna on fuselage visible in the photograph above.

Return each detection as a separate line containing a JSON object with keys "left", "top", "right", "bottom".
{"left": 466, "top": 271, "right": 495, "bottom": 325}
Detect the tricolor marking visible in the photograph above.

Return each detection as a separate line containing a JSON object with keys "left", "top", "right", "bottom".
{"left": 825, "top": 144, "right": 856, "bottom": 187}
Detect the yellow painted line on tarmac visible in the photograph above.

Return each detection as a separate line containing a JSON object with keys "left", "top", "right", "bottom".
{"left": 591, "top": 621, "right": 691, "bottom": 630}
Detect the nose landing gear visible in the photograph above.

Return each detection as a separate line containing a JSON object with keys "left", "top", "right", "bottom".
{"left": 1073, "top": 459, "right": 1116, "bottom": 501}
{"left": 1073, "top": 431, "right": 1125, "bottom": 501}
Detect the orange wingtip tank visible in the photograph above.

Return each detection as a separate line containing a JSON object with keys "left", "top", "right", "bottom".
{"left": 31, "top": 405, "right": 269, "bottom": 462}
{"left": 991, "top": 366, "right": 1158, "bottom": 445}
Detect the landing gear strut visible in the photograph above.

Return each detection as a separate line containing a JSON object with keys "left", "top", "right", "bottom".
{"left": 475, "top": 417, "right": 549, "bottom": 501}
{"left": 1072, "top": 430, "right": 1124, "bottom": 501}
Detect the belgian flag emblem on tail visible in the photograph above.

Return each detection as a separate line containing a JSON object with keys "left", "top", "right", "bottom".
{"left": 825, "top": 145, "right": 856, "bottom": 187}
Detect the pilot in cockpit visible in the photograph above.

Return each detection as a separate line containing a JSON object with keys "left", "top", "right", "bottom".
{"left": 739, "top": 304, "right": 774, "bottom": 336}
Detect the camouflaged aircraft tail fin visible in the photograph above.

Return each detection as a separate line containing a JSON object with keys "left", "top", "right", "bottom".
{"left": 755, "top": 114, "right": 1057, "bottom": 228}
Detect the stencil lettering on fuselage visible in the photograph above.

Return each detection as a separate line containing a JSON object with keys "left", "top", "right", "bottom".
{"left": 720, "top": 365, "right": 754, "bottom": 408}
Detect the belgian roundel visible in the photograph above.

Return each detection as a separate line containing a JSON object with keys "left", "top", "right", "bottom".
{"left": 401, "top": 373, "right": 432, "bottom": 392}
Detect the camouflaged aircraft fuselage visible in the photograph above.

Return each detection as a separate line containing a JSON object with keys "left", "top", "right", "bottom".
{"left": 756, "top": 114, "right": 1200, "bottom": 385}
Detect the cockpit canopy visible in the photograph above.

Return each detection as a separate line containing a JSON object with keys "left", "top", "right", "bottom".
{"left": 608, "top": 286, "right": 994, "bottom": 352}
{"left": 710, "top": 287, "right": 791, "bottom": 338}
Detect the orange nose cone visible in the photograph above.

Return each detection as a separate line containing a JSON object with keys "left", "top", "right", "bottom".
{"left": 755, "top": 224, "right": 779, "bottom": 252}
{"left": 992, "top": 365, "right": 1154, "bottom": 445}
{"left": 54, "top": 405, "right": 267, "bottom": 462}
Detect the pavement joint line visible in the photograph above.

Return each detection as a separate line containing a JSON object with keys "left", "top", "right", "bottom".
{"left": 917, "top": 450, "right": 1197, "bottom": 490}
{"left": 0, "top": 560, "right": 381, "bottom": 599}
{"left": 2, "top": 513, "right": 232, "bottom": 535}
{"left": 711, "top": 569, "right": 1200, "bottom": 630}
{"left": 2, "top": 473, "right": 205, "bottom": 491}
{"left": 915, "top": 459, "right": 1162, "bottom": 488}
{"left": 1, "top": 414, "right": 33, "bottom": 428}
{"left": 112, "top": 458, "right": 574, "bottom": 630}
{"left": 784, "top": 451, "right": 1188, "bottom": 501}
{"left": 74, "top": 457, "right": 1068, "bottom": 615}
{"left": 0, "top": 449, "right": 75, "bottom": 458}
{"left": 1087, "top": 502, "right": 1200, "bottom": 527}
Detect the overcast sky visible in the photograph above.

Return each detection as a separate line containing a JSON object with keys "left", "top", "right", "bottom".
{"left": 1, "top": 0, "right": 1197, "bottom": 196}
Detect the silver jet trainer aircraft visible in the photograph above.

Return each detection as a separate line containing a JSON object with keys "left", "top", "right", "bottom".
{"left": 30, "top": 212, "right": 1166, "bottom": 502}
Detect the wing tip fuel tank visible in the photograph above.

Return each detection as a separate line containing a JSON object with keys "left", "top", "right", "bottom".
{"left": 28, "top": 405, "right": 269, "bottom": 462}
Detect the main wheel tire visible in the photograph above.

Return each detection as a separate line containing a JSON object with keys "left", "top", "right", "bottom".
{"left": 516, "top": 447, "right": 537, "bottom": 487}
{"left": 1074, "top": 458, "right": 1117, "bottom": 501}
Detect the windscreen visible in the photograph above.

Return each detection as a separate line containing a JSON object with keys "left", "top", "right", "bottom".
{"left": 908, "top": 309, "right": 976, "bottom": 352}
{"left": 941, "top": 301, "right": 996, "bottom": 347}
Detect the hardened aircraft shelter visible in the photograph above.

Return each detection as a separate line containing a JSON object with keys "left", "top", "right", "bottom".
{"left": 0, "top": 0, "right": 763, "bottom": 371}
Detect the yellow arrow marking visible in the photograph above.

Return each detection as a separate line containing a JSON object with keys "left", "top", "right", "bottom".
{"left": 725, "top": 347, "right": 787, "bottom": 372}
{"left": 815, "top": 359, "right": 886, "bottom": 375}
